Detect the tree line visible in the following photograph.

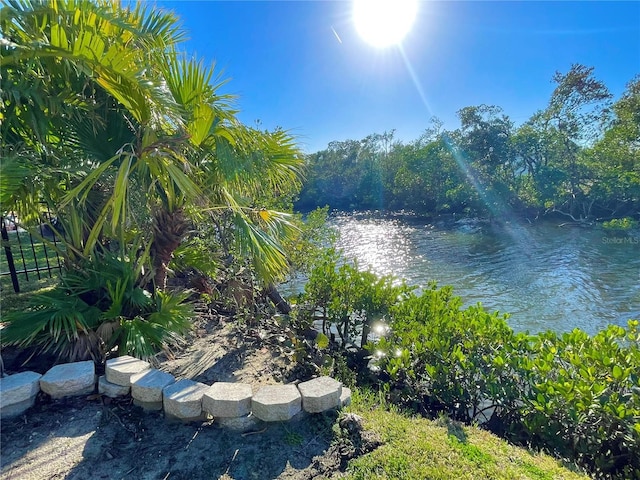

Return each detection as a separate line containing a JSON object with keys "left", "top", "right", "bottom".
{"left": 297, "top": 65, "right": 640, "bottom": 224}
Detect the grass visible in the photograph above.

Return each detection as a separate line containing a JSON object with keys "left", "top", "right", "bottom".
{"left": 0, "top": 277, "right": 58, "bottom": 316}
{"left": 342, "top": 389, "right": 590, "bottom": 480}
{"left": 0, "top": 229, "right": 63, "bottom": 296}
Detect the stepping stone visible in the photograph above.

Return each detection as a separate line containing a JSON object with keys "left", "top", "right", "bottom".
{"left": 105, "top": 356, "right": 150, "bottom": 387}
{"left": 251, "top": 384, "right": 301, "bottom": 422}
{"left": 297, "top": 376, "right": 342, "bottom": 413}
{"left": 40, "top": 361, "right": 95, "bottom": 399}
{"left": 130, "top": 369, "right": 175, "bottom": 410}
{"left": 98, "top": 375, "right": 130, "bottom": 398}
{"left": 202, "top": 382, "right": 252, "bottom": 418}
{"left": 340, "top": 386, "right": 352, "bottom": 407}
{"left": 0, "top": 371, "right": 42, "bottom": 418}
{"left": 163, "top": 379, "right": 209, "bottom": 421}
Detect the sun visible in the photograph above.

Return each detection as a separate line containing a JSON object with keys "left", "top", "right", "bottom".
{"left": 353, "top": 0, "right": 418, "bottom": 48}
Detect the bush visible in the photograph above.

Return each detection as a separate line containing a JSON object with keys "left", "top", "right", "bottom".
{"left": 300, "top": 248, "right": 411, "bottom": 348}
{"left": 372, "top": 284, "right": 527, "bottom": 423}
{"left": 299, "top": 252, "right": 640, "bottom": 478}
{"left": 602, "top": 217, "right": 639, "bottom": 230}
{"left": 519, "top": 323, "right": 640, "bottom": 479}
{"left": 1, "top": 249, "right": 193, "bottom": 362}
{"left": 369, "top": 283, "right": 640, "bottom": 479}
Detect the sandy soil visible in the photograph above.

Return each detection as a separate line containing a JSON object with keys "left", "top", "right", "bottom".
{"left": 0, "top": 313, "right": 376, "bottom": 480}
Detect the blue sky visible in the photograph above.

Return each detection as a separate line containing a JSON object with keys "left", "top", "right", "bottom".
{"left": 158, "top": 1, "right": 640, "bottom": 153}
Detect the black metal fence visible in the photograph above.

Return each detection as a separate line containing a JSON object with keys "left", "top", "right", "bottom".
{"left": 1, "top": 209, "right": 64, "bottom": 293}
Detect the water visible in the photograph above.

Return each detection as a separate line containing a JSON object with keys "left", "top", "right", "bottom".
{"left": 326, "top": 213, "right": 640, "bottom": 335}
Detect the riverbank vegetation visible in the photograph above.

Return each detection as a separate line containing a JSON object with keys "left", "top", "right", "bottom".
{"left": 297, "top": 67, "right": 640, "bottom": 226}
{"left": 295, "top": 247, "right": 640, "bottom": 479}
{"left": 1, "top": 2, "right": 639, "bottom": 479}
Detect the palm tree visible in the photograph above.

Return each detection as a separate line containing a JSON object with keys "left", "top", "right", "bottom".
{"left": 1, "top": 0, "right": 304, "bottom": 289}
{"left": 1, "top": 0, "right": 304, "bottom": 361}
{"left": 1, "top": 0, "right": 190, "bottom": 253}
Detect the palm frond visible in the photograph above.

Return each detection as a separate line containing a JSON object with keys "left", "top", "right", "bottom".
{"left": 2, "top": 0, "right": 185, "bottom": 128}
{"left": 204, "top": 124, "right": 304, "bottom": 201}
{"left": 223, "top": 201, "right": 299, "bottom": 283}
{"left": 159, "top": 51, "right": 236, "bottom": 147}
{"left": 0, "top": 291, "right": 103, "bottom": 360}
{"left": 114, "top": 290, "right": 192, "bottom": 359}
{"left": 0, "top": 147, "right": 38, "bottom": 212}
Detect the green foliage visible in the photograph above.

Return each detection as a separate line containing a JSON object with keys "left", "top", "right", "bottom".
{"left": 367, "top": 281, "right": 640, "bottom": 479}
{"left": 283, "top": 206, "right": 336, "bottom": 277}
{"left": 373, "top": 285, "right": 525, "bottom": 423}
{"left": 1, "top": 0, "right": 305, "bottom": 293}
{"left": 300, "top": 247, "right": 340, "bottom": 322}
{"left": 520, "top": 323, "right": 640, "bottom": 479}
{"left": 302, "top": 252, "right": 640, "bottom": 478}
{"left": 296, "top": 135, "right": 391, "bottom": 212}
{"left": 300, "top": 248, "right": 411, "bottom": 348}
{"left": 330, "top": 352, "right": 357, "bottom": 388}
{"left": 602, "top": 217, "right": 639, "bottom": 230}
{"left": 171, "top": 235, "right": 223, "bottom": 280}
{"left": 1, "top": 248, "right": 193, "bottom": 362}
{"left": 297, "top": 66, "right": 638, "bottom": 221}
{"left": 583, "top": 80, "right": 640, "bottom": 220}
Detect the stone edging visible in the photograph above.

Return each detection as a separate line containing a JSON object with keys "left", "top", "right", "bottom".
{"left": 0, "top": 356, "right": 351, "bottom": 428}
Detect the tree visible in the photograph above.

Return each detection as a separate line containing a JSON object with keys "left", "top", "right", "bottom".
{"left": 1, "top": 0, "right": 304, "bottom": 290}
{"left": 388, "top": 136, "right": 467, "bottom": 214}
{"left": 542, "top": 64, "right": 612, "bottom": 219}
{"left": 585, "top": 76, "right": 640, "bottom": 219}
{"left": 0, "top": 0, "right": 304, "bottom": 360}
{"left": 454, "top": 105, "right": 516, "bottom": 217}
{"left": 510, "top": 112, "right": 566, "bottom": 212}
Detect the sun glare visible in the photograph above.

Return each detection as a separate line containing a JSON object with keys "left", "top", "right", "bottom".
{"left": 353, "top": 0, "right": 418, "bottom": 48}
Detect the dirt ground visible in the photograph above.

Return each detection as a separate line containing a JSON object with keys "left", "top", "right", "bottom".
{"left": 0, "top": 312, "right": 376, "bottom": 480}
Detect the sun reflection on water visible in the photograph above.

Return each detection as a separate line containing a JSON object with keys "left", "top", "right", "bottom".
{"left": 331, "top": 214, "right": 640, "bottom": 335}
{"left": 334, "top": 215, "right": 422, "bottom": 279}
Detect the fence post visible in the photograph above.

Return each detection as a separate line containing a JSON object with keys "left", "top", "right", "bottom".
{"left": 1, "top": 219, "right": 20, "bottom": 293}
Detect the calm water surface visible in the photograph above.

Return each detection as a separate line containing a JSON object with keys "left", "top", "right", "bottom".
{"left": 329, "top": 213, "right": 640, "bottom": 335}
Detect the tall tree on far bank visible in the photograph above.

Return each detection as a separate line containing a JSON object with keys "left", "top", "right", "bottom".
{"left": 585, "top": 76, "right": 640, "bottom": 219}
{"left": 454, "top": 105, "right": 516, "bottom": 216}
{"left": 542, "top": 64, "right": 612, "bottom": 219}
{"left": 511, "top": 111, "right": 566, "bottom": 212}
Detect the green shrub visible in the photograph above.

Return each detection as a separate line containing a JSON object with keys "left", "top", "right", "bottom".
{"left": 372, "top": 284, "right": 527, "bottom": 423}
{"left": 519, "top": 322, "right": 640, "bottom": 479}
{"left": 171, "top": 236, "right": 223, "bottom": 280}
{"left": 602, "top": 217, "right": 639, "bottom": 230}
{"left": 369, "top": 283, "right": 640, "bottom": 479}
{"left": 301, "top": 248, "right": 411, "bottom": 348}
{"left": 1, "top": 249, "right": 193, "bottom": 362}
{"left": 300, "top": 253, "right": 640, "bottom": 478}
{"left": 300, "top": 247, "right": 341, "bottom": 335}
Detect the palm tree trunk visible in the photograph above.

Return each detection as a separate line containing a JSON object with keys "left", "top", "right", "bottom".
{"left": 151, "top": 208, "right": 189, "bottom": 290}
{"left": 264, "top": 283, "right": 291, "bottom": 314}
